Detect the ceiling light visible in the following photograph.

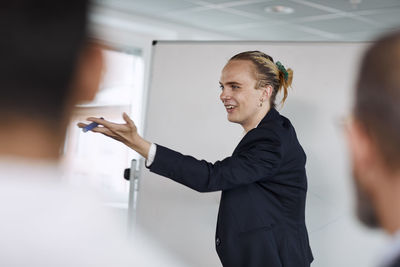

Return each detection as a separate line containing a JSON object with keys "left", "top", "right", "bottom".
{"left": 349, "top": 0, "right": 362, "bottom": 8}
{"left": 264, "top": 5, "right": 294, "bottom": 15}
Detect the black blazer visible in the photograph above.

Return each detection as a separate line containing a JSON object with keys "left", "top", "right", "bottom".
{"left": 149, "top": 108, "right": 313, "bottom": 267}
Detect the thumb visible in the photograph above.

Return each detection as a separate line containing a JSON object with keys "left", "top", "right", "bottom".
{"left": 123, "top": 112, "right": 135, "bottom": 127}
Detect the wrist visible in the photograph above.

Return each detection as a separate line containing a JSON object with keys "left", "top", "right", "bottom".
{"left": 129, "top": 134, "right": 151, "bottom": 159}
{"left": 129, "top": 133, "right": 142, "bottom": 149}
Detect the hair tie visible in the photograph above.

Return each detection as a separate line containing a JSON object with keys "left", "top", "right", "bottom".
{"left": 276, "top": 61, "right": 288, "bottom": 82}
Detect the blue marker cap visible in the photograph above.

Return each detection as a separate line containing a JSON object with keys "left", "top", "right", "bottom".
{"left": 82, "top": 117, "right": 103, "bottom": 133}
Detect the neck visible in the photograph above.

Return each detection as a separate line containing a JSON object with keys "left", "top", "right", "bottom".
{"left": 242, "top": 107, "right": 270, "bottom": 133}
{"left": 0, "top": 117, "right": 67, "bottom": 161}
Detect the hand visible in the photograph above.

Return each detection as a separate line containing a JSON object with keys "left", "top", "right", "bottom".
{"left": 77, "top": 112, "right": 151, "bottom": 158}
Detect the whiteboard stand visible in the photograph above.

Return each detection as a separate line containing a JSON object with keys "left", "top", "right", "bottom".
{"left": 124, "top": 159, "right": 140, "bottom": 238}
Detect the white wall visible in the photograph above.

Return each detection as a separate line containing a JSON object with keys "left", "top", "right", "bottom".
{"left": 138, "top": 41, "right": 388, "bottom": 267}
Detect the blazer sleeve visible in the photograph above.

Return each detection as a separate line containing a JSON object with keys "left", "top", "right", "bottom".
{"left": 148, "top": 128, "right": 283, "bottom": 192}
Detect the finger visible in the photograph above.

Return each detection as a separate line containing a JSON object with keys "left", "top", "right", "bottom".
{"left": 86, "top": 117, "right": 104, "bottom": 123}
{"left": 92, "top": 127, "right": 124, "bottom": 142}
{"left": 77, "top": 122, "right": 88, "bottom": 128}
{"left": 86, "top": 117, "right": 121, "bottom": 129}
{"left": 122, "top": 112, "right": 135, "bottom": 127}
{"left": 91, "top": 126, "right": 116, "bottom": 137}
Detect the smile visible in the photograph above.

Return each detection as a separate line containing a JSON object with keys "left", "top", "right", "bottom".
{"left": 225, "top": 105, "right": 237, "bottom": 113}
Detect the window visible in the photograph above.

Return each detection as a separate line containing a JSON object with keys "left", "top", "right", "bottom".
{"left": 63, "top": 48, "right": 145, "bottom": 207}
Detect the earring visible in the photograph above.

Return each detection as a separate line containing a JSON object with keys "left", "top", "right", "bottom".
{"left": 259, "top": 101, "right": 263, "bottom": 107}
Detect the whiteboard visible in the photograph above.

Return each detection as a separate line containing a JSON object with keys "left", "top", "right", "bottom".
{"left": 137, "top": 41, "right": 387, "bottom": 267}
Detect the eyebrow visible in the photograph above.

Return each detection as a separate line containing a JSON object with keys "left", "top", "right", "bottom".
{"left": 219, "top": 81, "right": 242, "bottom": 86}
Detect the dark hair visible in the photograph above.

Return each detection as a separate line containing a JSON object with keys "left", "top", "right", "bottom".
{"left": 354, "top": 30, "right": 400, "bottom": 169}
{"left": 229, "top": 51, "right": 293, "bottom": 108}
{"left": 0, "top": 1, "right": 89, "bottom": 122}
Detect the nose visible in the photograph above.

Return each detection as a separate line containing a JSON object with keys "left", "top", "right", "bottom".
{"left": 220, "top": 88, "right": 231, "bottom": 103}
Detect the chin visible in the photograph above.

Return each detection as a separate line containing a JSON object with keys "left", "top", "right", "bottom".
{"left": 353, "top": 171, "right": 380, "bottom": 228}
{"left": 227, "top": 115, "right": 239, "bottom": 124}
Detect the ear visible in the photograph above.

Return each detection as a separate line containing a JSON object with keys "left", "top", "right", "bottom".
{"left": 260, "top": 85, "right": 273, "bottom": 101}
{"left": 72, "top": 42, "right": 104, "bottom": 103}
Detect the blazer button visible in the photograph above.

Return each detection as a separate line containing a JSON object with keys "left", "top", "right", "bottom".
{"left": 216, "top": 237, "right": 221, "bottom": 246}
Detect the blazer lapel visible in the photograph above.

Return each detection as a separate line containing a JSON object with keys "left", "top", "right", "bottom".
{"left": 232, "top": 108, "right": 280, "bottom": 156}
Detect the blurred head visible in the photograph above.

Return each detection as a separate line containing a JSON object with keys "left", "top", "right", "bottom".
{"left": 347, "top": 30, "right": 400, "bottom": 231}
{"left": 0, "top": 1, "right": 102, "bottom": 128}
{"left": 219, "top": 51, "right": 293, "bottom": 130}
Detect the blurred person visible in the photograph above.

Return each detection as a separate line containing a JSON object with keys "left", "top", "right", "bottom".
{"left": 0, "top": 1, "right": 184, "bottom": 266}
{"left": 346, "top": 30, "right": 400, "bottom": 267}
{"left": 79, "top": 51, "right": 313, "bottom": 267}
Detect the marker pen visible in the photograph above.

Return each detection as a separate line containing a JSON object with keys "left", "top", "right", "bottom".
{"left": 82, "top": 117, "right": 104, "bottom": 133}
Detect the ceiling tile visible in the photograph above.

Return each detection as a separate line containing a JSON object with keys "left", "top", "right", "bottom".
{"left": 340, "top": 30, "right": 386, "bottom": 41}
{"left": 298, "top": 17, "right": 378, "bottom": 34}
{"left": 362, "top": 8, "right": 400, "bottom": 28}
{"left": 96, "top": 0, "right": 198, "bottom": 14}
{"left": 224, "top": 22, "right": 323, "bottom": 40}
{"left": 194, "top": 0, "right": 243, "bottom": 3}
{"left": 235, "top": 0, "right": 331, "bottom": 19}
{"left": 305, "top": 0, "right": 400, "bottom": 12}
{"left": 165, "top": 8, "right": 259, "bottom": 29}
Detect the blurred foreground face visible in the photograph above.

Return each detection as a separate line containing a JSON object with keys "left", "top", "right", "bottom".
{"left": 352, "top": 157, "right": 380, "bottom": 228}
{"left": 0, "top": 3, "right": 186, "bottom": 265}
{"left": 347, "top": 30, "right": 400, "bottom": 232}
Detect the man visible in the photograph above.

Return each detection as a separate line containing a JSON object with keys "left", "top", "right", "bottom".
{"left": 0, "top": 2, "right": 183, "bottom": 266}
{"left": 346, "top": 30, "right": 400, "bottom": 267}
{"left": 78, "top": 51, "right": 313, "bottom": 266}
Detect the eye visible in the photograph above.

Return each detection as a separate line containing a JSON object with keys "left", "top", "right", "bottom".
{"left": 232, "top": 85, "right": 240, "bottom": 89}
{"left": 219, "top": 84, "right": 224, "bottom": 90}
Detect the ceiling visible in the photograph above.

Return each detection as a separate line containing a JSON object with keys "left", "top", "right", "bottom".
{"left": 93, "top": 0, "right": 400, "bottom": 41}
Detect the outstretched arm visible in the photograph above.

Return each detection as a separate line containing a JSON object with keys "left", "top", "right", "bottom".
{"left": 150, "top": 129, "right": 283, "bottom": 193}
{"left": 78, "top": 114, "right": 283, "bottom": 193}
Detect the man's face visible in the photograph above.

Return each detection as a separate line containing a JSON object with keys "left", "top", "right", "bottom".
{"left": 219, "top": 60, "right": 266, "bottom": 129}
{"left": 346, "top": 119, "right": 380, "bottom": 228}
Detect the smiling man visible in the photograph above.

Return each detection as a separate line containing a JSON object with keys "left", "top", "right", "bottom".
{"left": 80, "top": 50, "right": 313, "bottom": 267}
